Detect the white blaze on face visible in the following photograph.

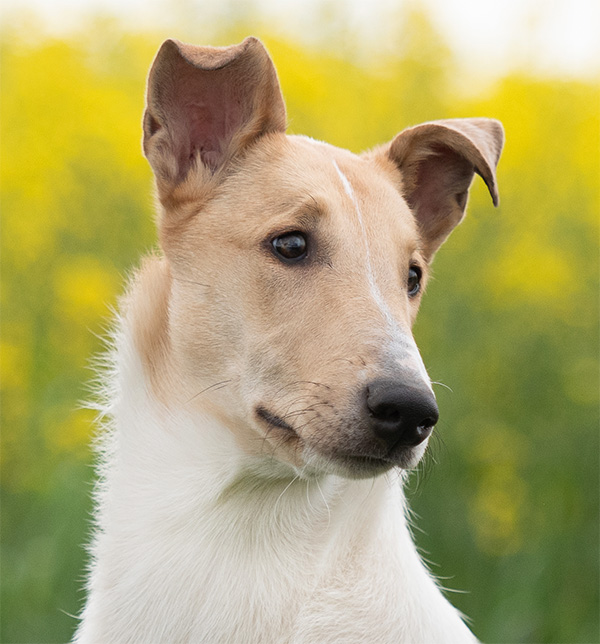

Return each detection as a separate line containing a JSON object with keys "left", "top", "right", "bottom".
{"left": 332, "top": 159, "right": 432, "bottom": 389}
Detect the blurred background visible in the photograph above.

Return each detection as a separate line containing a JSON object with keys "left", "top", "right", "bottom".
{"left": 1, "top": 0, "right": 598, "bottom": 642}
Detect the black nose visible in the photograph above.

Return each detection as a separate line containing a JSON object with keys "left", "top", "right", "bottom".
{"left": 365, "top": 379, "right": 439, "bottom": 449}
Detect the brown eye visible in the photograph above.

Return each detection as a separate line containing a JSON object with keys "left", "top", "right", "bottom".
{"left": 272, "top": 232, "right": 308, "bottom": 262}
{"left": 408, "top": 265, "right": 422, "bottom": 297}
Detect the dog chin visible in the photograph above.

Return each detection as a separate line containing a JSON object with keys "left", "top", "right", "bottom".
{"left": 301, "top": 444, "right": 428, "bottom": 480}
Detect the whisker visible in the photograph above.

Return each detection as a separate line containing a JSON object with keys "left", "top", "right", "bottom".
{"left": 280, "top": 393, "right": 322, "bottom": 416}
{"left": 172, "top": 277, "right": 211, "bottom": 288}
{"left": 184, "top": 380, "right": 232, "bottom": 405}
{"left": 431, "top": 381, "right": 453, "bottom": 393}
{"left": 274, "top": 475, "right": 299, "bottom": 514}
{"left": 282, "top": 401, "right": 331, "bottom": 420}
{"left": 305, "top": 478, "right": 317, "bottom": 514}
{"left": 330, "top": 357, "right": 357, "bottom": 367}
{"left": 269, "top": 379, "right": 324, "bottom": 400}
{"left": 315, "top": 477, "right": 331, "bottom": 528}
{"left": 409, "top": 431, "right": 445, "bottom": 494}
{"left": 292, "top": 380, "right": 332, "bottom": 390}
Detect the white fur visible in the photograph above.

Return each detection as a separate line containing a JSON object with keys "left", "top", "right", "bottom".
{"left": 75, "top": 317, "right": 476, "bottom": 643}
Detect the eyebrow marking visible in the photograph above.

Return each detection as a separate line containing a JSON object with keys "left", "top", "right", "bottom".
{"left": 332, "top": 159, "right": 395, "bottom": 326}
{"left": 332, "top": 159, "right": 432, "bottom": 388}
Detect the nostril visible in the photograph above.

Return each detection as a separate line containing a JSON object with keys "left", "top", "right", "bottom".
{"left": 410, "top": 423, "right": 435, "bottom": 447}
{"left": 420, "top": 416, "right": 438, "bottom": 430}
{"left": 370, "top": 402, "right": 402, "bottom": 424}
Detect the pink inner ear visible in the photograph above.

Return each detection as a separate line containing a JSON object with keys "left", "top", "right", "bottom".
{"left": 410, "top": 148, "right": 474, "bottom": 227}
{"left": 188, "top": 103, "right": 226, "bottom": 167}
{"left": 171, "top": 75, "right": 245, "bottom": 173}
{"left": 410, "top": 153, "right": 454, "bottom": 219}
{"left": 145, "top": 38, "right": 287, "bottom": 185}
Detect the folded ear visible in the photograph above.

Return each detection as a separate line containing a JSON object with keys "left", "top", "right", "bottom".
{"left": 143, "top": 37, "right": 286, "bottom": 199}
{"left": 383, "top": 118, "right": 504, "bottom": 260}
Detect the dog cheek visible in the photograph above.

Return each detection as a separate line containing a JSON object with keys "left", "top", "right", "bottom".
{"left": 170, "top": 288, "right": 246, "bottom": 383}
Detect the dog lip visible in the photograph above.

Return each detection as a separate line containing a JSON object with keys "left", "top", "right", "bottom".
{"left": 255, "top": 406, "right": 296, "bottom": 432}
{"left": 343, "top": 454, "right": 390, "bottom": 467}
{"left": 332, "top": 453, "right": 396, "bottom": 477}
{"left": 340, "top": 445, "right": 420, "bottom": 471}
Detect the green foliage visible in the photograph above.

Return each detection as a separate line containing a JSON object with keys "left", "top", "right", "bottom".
{"left": 1, "top": 12, "right": 598, "bottom": 643}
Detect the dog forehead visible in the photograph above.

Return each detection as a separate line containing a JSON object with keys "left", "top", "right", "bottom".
{"left": 293, "top": 136, "right": 419, "bottom": 243}
{"left": 235, "top": 134, "right": 418, "bottom": 233}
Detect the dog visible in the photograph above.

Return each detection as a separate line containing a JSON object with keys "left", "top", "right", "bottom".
{"left": 74, "top": 37, "right": 503, "bottom": 643}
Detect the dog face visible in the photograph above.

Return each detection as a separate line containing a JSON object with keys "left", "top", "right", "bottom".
{"left": 138, "top": 38, "right": 503, "bottom": 479}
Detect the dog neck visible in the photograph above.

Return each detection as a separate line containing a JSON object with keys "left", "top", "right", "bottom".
{"left": 78, "top": 312, "right": 475, "bottom": 644}
{"left": 103, "top": 314, "right": 398, "bottom": 535}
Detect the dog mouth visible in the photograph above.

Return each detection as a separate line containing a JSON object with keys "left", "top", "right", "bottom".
{"left": 342, "top": 447, "right": 420, "bottom": 472}
{"left": 255, "top": 406, "right": 296, "bottom": 433}
{"left": 334, "top": 455, "right": 398, "bottom": 478}
{"left": 254, "top": 404, "right": 426, "bottom": 476}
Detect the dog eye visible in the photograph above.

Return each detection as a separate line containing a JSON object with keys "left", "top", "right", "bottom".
{"left": 272, "top": 232, "right": 308, "bottom": 262}
{"left": 407, "top": 266, "right": 422, "bottom": 297}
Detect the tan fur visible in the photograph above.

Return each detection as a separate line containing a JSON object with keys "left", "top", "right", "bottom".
{"left": 75, "top": 37, "right": 504, "bottom": 643}
{"left": 129, "top": 38, "right": 502, "bottom": 474}
{"left": 125, "top": 256, "right": 173, "bottom": 402}
{"left": 131, "top": 133, "right": 432, "bottom": 468}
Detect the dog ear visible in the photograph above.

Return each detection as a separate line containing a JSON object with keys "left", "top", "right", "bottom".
{"left": 381, "top": 118, "right": 503, "bottom": 260}
{"left": 143, "top": 37, "right": 286, "bottom": 198}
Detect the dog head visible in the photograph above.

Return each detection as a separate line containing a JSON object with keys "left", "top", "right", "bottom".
{"left": 137, "top": 38, "right": 503, "bottom": 479}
